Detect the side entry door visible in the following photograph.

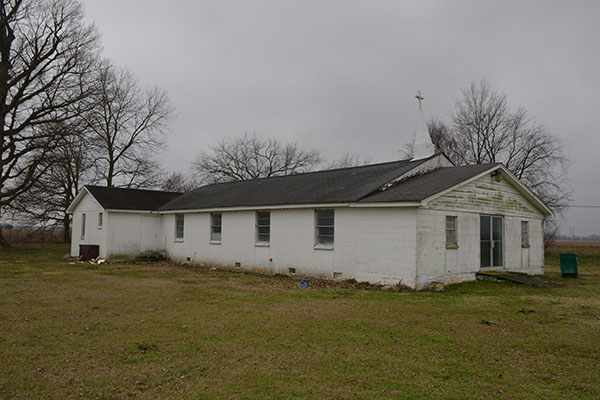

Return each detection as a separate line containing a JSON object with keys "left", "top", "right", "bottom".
{"left": 480, "top": 215, "right": 504, "bottom": 269}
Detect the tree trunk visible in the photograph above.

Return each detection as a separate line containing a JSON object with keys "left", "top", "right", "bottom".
{"left": 62, "top": 214, "right": 70, "bottom": 243}
{"left": 0, "top": 228, "right": 10, "bottom": 248}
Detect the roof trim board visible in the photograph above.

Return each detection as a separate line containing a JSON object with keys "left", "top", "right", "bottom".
{"left": 158, "top": 201, "right": 422, "bottom": 214}
{"left": 103, "top": 209, "right": 160, "bottom": 214}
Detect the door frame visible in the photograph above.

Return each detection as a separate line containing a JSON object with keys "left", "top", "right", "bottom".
{"left": 480, "top": 214, "right": 505, "bottom": 271}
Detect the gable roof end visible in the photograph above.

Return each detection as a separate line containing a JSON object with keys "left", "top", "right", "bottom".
{"left": 419, "top": 164, "right": 552, "bottom": 216}
{"left": 66, "top": 186, "right": 97, "bottom": 214}
{"left": 360, "top": 163, "right": 552, "bottom": 216}
{"left": 67, "top": 186, "right": 183, "bottom": 213}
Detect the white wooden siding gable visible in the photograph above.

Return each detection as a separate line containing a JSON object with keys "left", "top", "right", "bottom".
{"left": 67, "top": 187, "right": 104, "bottom": 213}
{"left": 422, "top": 165, "right": 552, "bottom": 217}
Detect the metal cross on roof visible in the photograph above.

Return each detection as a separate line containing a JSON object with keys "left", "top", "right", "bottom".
{"left": 416, "top": 91, "right": 424, "bottom": 110}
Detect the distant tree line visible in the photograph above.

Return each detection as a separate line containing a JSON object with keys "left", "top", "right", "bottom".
{"left": 554, "top": 234, "right": 600, "bottom": 242}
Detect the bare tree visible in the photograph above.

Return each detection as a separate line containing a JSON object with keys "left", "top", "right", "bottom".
{"left": 452, "top": 79, "right": 570, "bottom": 212}
{"left": 325, "top": 151, "right": 373, "bottom": 169}
{"left": 8, "top": 124, "right": 94, "bottom": 242}
{"left": 0, "top": 0, "right": 100, "bottom": 247}
{"left": 402, "top": 80, "right": 569, "bottom": 214}
{"left": 192, "top": 133, "right": 322, "bottom": 184}
{"left": 160, "top": 171, "right": 197, "bottom": 193}
{"left": 82, "top": 62, "right": 173, "bottom": 188}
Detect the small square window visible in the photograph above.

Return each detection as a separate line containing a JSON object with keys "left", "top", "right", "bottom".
{"left": 256, "top": 211, "right": 270, "bottom": 243}
{"left": 446, "top": 216, "right": 457, "bottom": 246}
{"left": 315, "top": 209, "right": 334, "bottom": 246}
{"left": 211, "top": 213, "right": 222, "bottom": 242}
{"left": 175, "top": 214, "right": 184, "bottom": 240}
{"left": 521, "top": 221, "right": 529, "bottom": 246}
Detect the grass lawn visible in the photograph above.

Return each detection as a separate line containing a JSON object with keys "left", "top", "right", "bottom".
{"left": 1, "top": 244, "right": 599, "bottom": 399}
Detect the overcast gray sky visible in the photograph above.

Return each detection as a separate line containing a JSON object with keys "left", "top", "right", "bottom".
{"left": 81, "top": 0, "right": 599, "bottom": 235}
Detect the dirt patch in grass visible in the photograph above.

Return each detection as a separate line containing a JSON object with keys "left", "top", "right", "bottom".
{"left": 132, "top": 259, "right": 413, "bottom": 292}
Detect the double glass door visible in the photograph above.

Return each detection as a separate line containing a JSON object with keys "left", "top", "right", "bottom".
{"left": 480, "top": 215, "right": 503, "bottom": 269}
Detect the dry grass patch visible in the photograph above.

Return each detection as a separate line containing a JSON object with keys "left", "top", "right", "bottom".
{"left": 0, "top": 245, "right": 599, "bottom": 399}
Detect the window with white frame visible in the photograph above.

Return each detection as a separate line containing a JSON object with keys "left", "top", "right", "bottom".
{"left": 175, "top": 214, "right": 184, "bottom": 240}
{"left": 315, "top": 209, "right": 334, "bottom": 246}
{"left": 98, "top": 212, "right": 103, "bottom": 229}
{"left": 211, "top": 213, "right": 222, "bottom": 242}
{"left": 521, "top": 221, "right": 529, "bottom": 246}
{"left": 256, "top": 211, "right": 270, "bottom": 243}
{"left": 446, "top": 216, "right": 457, "bottom": 247}
{"left": 81, "top": 213, "right": 86, "bottom": 239}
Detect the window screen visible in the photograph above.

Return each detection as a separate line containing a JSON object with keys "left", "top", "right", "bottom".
{"left": 211, "top": 213, "right": 222, "bottom": 241}
{"left": 98, "top": 212, "right": 103, "bottom": 228}
{"left": 175, "top": 214, "right": 184, "bottom": 240}
{"left": 446, "top": 216, "right": 457, "bottom": 245}
{"left": 315, "top": 209, "right": 334, "bottom": 246}
{"left": 256, "top": 211, "right": 270, "bottom": 243}
{"left": 521, "top": 221, "right": 529, "bottom": 245}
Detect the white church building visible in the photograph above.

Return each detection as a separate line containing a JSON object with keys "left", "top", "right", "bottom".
{"left": 67, "top": 98, "right": 552, "bottom": 289}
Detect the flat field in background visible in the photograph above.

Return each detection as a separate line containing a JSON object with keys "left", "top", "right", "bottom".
{"left": 1, "top": 243, "right": 599, "bottom": 399}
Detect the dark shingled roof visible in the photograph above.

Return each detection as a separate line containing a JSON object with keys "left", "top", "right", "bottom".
{"left": 85, "top": 186, "right": 183, "bottom": 211}
{"left": 359, "top": 163, "right": 499, "bottom": 203}
{"left": 160, "top": 157, "right": 433, "bottom": 211}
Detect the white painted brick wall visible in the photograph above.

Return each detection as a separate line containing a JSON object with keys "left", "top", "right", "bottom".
{"left": 354, "top": 208, "right": 417, "bottom": 287}
{"left": 161, "top": 207, "right": 418, "bottom": 286}
{"left": 106, "top": 213, "right": 160, "bottom": 257}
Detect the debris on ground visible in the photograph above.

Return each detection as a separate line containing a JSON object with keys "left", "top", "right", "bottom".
{"left": 135, "top": 252, "right": 166, "bottom": 264}
{"left": 136, "top": 342, "right": 158, "bottom": 352}
{"left": 476, "top": 271, "right": 561, "bottom": 288}
{"left": 518, "top": 308, "right": 536, "bottom": 313}
{"left": 298, "top": 280, "right": 310, "bottom": 287}
{"left": 62, "top": 254, "right": 80, "bottom": 262}
{"left": 422, "top": 281, "right": 445, "bottom": 292}
{"left": 98, "top": 259, "right": 416, "bottom": 292}
{"left": 480, "top": 320, "right": 496, "bottom": 326}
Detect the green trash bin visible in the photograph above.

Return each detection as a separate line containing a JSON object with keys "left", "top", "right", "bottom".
{"left": 560, "top": 252, "right": 578, "bottom": 277}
